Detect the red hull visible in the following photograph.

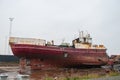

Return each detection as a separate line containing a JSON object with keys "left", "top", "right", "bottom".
{"left": 10, "top": 44, "right": 109, "bottom": 67}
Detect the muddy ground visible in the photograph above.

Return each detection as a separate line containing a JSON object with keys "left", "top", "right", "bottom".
{"left": 0, "top": 62, "right": 119, "bottom": 80}
{"left": 0, "top": 62, "right": 107, "bottom": 79}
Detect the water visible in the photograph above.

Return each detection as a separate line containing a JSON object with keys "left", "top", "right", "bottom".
{"left": 0, "top": 72, "right": 29, "bottom": 80}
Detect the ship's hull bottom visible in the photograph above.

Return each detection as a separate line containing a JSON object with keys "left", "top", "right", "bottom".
{"left": 19, "top": 57, "right": 106, "bottom": 72}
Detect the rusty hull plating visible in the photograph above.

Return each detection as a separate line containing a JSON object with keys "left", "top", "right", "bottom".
{"left": 9, "top": 31, "right": 109, "bottom": 70}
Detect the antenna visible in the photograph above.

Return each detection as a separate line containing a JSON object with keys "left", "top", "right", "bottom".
{"left": 78, "top": 30, "right": 81, "bottom": 42}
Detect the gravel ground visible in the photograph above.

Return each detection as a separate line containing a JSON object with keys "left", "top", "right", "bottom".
{"left": 90, "top": 76, "right": 120, "bottom": 80}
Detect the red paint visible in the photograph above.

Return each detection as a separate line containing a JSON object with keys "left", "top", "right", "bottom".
{"left": 10, "top": 43, "right": 109, "bottom": 68}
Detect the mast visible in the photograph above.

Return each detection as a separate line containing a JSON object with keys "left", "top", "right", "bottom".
{"left": 79, "top": 31, "right": 84, "bottom": 43}
{"left": 8, "top": 17, "right": 14, "bottom": 55}
{"left": 9, "top": 17, "right": 14, "bottom": 37}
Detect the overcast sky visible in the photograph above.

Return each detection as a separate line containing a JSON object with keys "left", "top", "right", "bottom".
{"left": 0, "top": 0, "right": 120, "bottom": 56}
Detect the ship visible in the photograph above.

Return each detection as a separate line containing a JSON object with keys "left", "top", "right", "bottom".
{"left": 9, "top": 31, "right": 109, "bottom": 69}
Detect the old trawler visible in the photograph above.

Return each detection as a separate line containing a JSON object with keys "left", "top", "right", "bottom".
{"left": 9, "top": 31, "right": 109, "bottom": 69}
